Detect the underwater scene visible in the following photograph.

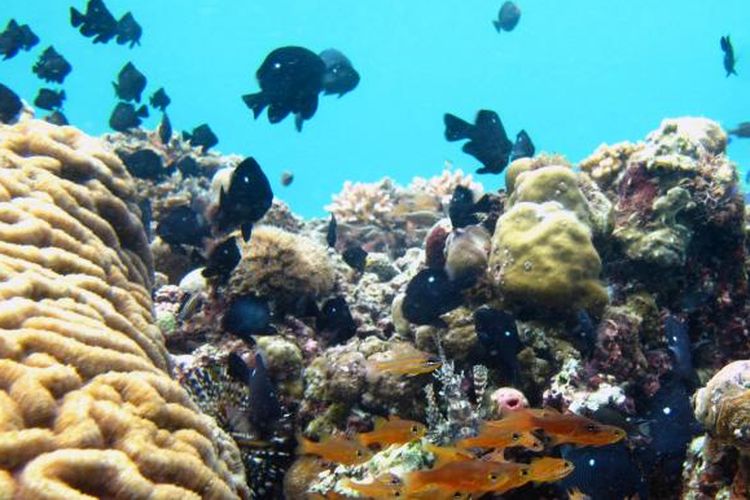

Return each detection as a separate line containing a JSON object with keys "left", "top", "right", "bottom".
{"left": 1, "top": 1, "right": 750, "bottom": 499}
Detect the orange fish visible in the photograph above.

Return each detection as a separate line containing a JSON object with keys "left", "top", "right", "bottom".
{"left": 423, "top": 442, "right": 475, "bottom": 467}
{"left": 366, "top": 346, "right": 442, "bottom": 378}
{"left": 456, "top": 427, "right": 544, "bottom": 451}
{"left": 358, "top": 416, "right": 427, "bottom": 448}
{"left": 475, "top": 461, "right": 533, "bottom": 495}
{"left": 528, "top": 408, "right": 626, "bottom": 446}
{"left": 483, "top": 409, "right": 543, "bottom": 433}
{"left": 296, "top": 433, "right": 373, "bottom": 465}
{"left": 340, "top": 473, "right": 403, "bottom": 499}
{"left": 528, "top": 456, "right": 575, "bottom": 483}
{"left": 567, "top": 487, "right": 592, "bottom": 500}
{"left": 405, "top": 459, "right": 529, "bottom": 495}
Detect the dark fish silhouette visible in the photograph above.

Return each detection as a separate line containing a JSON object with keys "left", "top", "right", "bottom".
{"left": 149, "top": 87, "right": 170, "bottom": 111}
{"left": 156, "top": 205, "right": 210, "bottom": 246}
{"left": 223, "top": 295, "right": 275, "bottom": 343}
{"left": 113, "top": 62, "right": 146, "bottom": 102}
{"left": 559, "top": 442, "right": 647, "bottom": 500}
{"left": 474, "top": 307, "right": 522, "bottom": 383}
{"left": 402, "top": 268, "right": 462, "bottom": 325}
{"left": 70, "top": 0, "right": 118, "bottom": 44}
{"left": 494, "top": 2, "right": 521, "bottom": 33}
{"left": 0, "top": 83, "right": 22, "bottom": 123}
{"left": 173, "top": 156, "right": 203, "bottom": 178}
{"left": 665, "top": 314, "right": 698, "bottom": 388}
{"left": 570, "top": 309, "right": 597, "bottom": 358}
{"left": 342, "top": 245, "right": 368, "bottom": 272}
{"left": 215, "top": 157, "right": 273, "bottom": 241}
{"left": 227, "top": 352, "right": 281, "bottom": 435}
{"left": 242, "top": 46, "right": 325, "bottom": 131}
{"left": 510, "top": 129, "right": 535, "bottom": 161}
{"left": 44, "top": 110, "right": 69, "bottom": 126}
{"left": 448, "top": 185, "right": 479, "bottom": 229}
{"left": 109, "top": 102, "right": 148, "bottom": 131}
{"left": 183, "top": 123, "right": 218, "bottom": 152}
{"left": 317, "top": 296, "right": 357, "bottom": 345}
{"left": 33, "top": 46, "right": 72, "bottom": 84}
{"left": 729, "top": 122, "right": 750, "bottom": 138}
{"left": 0, "top": 19, "right": 39, "bottom": 60}
{"left": 319, "top": 48, "right": 360, "bottom": 97}
{"left": 119, "top": 148, "right": 164, "bottom": 180}
{"left": 202, "top": 236, "right": 241, "bottom": 282}
{"left": 158, "top": 112, "right": 172, "bottom": 145}
{"left": 34, "top": 88, "right": 65, "bottom": 111}
{"left": 115, "top": 12, "right": 141, "bottom": 48}
{"left": 326, "top": 213, "right": 337, "bottom": 247}
{"left": 720, "top": 35, "right": 737, "bottom": 77}
{"left": 280, "top": 171, "right": 294, "bottom": 186}
{"left": 137, "top": 198, "right": 152, "bottom": 241}
{"left": 444, "top": 110, "right": 513, "bottom": 174}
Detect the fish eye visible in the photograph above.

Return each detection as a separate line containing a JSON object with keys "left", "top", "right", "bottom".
{"left": 521, "top": 469, "right": 529, "bottom": 476}
{"left": 356, "top": 450, "right": 363, "bottom": 457}
{"left": 411, "top": 425, "right": 419, "bottom": 432}
{"left": 512, "top": 432, "right": 521, "bottom": 440}
{"left": 394, "top": 493, "right": 401, "bottom": 497}
{"left": 488, "top": 473, "right": 498, "bottom": 481}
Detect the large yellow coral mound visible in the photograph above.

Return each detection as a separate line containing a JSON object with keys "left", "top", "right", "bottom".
{"left": 0, "top": 120, "right": 248, "bottom": 499}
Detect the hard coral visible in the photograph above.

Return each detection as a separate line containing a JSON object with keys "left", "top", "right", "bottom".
{"left": 229, "top": 225, "right": 335, "bottom": 312}
{"left": 0, "top": 120, "right": 247, "bottom": 498}
{"left": 326, "top": 178, "right": 397, "bottom": 226}
{"left": 693, "top": 360, "right": 750, "bottom": 449}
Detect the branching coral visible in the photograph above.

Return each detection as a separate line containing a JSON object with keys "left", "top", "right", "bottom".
{"left": 326, "top": 179, "right": 398, "bottom": 225}
{"left": 0, "top": 120, "right": 248, "bottom": 498}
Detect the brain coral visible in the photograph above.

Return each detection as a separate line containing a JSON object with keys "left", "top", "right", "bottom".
{"left": 0, "top": 120, "right": 248, "bottom": 499}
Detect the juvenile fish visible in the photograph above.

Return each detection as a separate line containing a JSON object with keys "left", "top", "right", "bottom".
{"left": 296, "top": 433, "right": 372, "bottom": 465}
{"left": 358, "top": 416, "right": 426, "bottom": 447}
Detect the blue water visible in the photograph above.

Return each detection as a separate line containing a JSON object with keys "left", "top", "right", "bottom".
{"left": 2, "top": 1, "right": 748, "bottom": 217}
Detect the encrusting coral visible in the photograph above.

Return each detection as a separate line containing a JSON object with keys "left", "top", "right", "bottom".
{"left": 0, "top": 120, "right": 248, "bottom": 499}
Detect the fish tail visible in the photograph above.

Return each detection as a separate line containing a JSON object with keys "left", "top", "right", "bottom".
{"left": 70, "top": 8, "right": 84, "bottom": 28}
{"left": 444, "top": 113, "right": 473, "bottom": 141}
{"left": 493, "top": 20, "right": 502, "bottom": 32}
{"left": 241, "top": 92, "right": 267, "bottom": 119}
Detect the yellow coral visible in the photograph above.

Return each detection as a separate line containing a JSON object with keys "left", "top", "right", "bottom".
{"left": 229, "top": 225, "right": 335, "bottom": 310}
{"left": 578, "top": 141, "right": 642, "bottom": 191}
{"left": 488, "top": 201, "right": 607, "bottom": 315}
{"left": 508, "top": 165, "right": 591, "bottom": 225}
{"left": 0, "top": 120, "right": 248, "bottom": 498}
{"left": 504, "top": 153, "right": 571, "bottom": 194}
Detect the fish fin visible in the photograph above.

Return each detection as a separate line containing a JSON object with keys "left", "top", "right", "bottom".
{"left": 493, "top": 20, "right": 502, "bottom": 32}
{"left": 112, "top": 82, "right": 120, "bottom": 96}
{"left": 295, "top": 433, "right": 313, "bottom": 455}
{"left": 372, "top": 416, "right": 389, "bottom": 430}
{"left": 241, "top": 92, "right": 267, "bottom": 118}
{"left": 267, "top": 104, "right": 291, "bottom": 123}
{"left": 136, "top": 105, "right": 149, "bottom": 118}
{"left": 241, "top": 222, "right": 253, "bottom": 242}
{"left": 720, "top": 36, "right": 729, "bottom": 51}
{"left": 444, "top": 113, "right": 472, "bottom": 141}
{"left": 70, "top": 7, "right": 84, "bottom": 27}
{"left": 294, "top": 113, "right": 304, "bottom": 132}
{"left": 461, "top": 140, "right": 480, "bottom": 156}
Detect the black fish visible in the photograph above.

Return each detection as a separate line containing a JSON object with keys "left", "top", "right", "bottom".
{"left": 183, "top": 123, "right": 218, "bottom": 152}
{"left": 319, "top": 48, "right": 360, "bottom": 97}
{"left": 215, "top": 157, "right": 273, "bottom": 241}
{"left": 116, "top": 12, "right": 141, "bottom": 48}
{"left": 113, "top": 62, "right": 146, "bottom": 102}
{"left": 559, "top": 442, "right": 647, "bottom": 500}
{"left": 444, "top": 110, "right": 513, "bottom": 174}
{"left": 494, "top": 2, "right": 521, "bottom": 33}
{"left": 150, "top": 87, "right": 170, "bottom": 111}
{"left": 174, "top": 156, "right": 203, "bottom": 178}
{"left": 119, "top": 149, "right": 164, "bottom": 180}
{"left": 326, "top": 214, "right": 337, "bottom": 247}
{"left": 223, "top": 295, "right": 276, "bottom": 343}
{"left": 402, "top": 268, "right": 462, "bottom": 325}
{"left": 720, "top": 35, "right": 737, "bottom": 77}
{"left": 317, "top": 296, "right": 357, "bottom": 345}
{"left": 70, "top": 0, "right": 118, "bottom": 44}
{"left": 242, "top": 46, "right": 325, "bottom": 132}
{"left": 158, "top": 112, "right": 172, "bottom": 145}
{"left": 109, "top": 102, "right": 148, "bottom": 131}
{"left": 729, "top": 122, "right": 750, "bottom": 138}
{"left": 33, "top": 46, "right": 72, "bottom": 84}
{"left": 664, "top": 314, "right": 697, "bottom": 387}
{"left": 156, "top": 205, "right": 210, "bottom": 246}
{"left": 570, "top": 309, "right": 597, "bottom": 358}
{"left": 510, "top": 129, "right": 535, "bottom": 161}
{"left": 44, "top": 111, "right": 69, "bottom": 126}
{"left": 0, "top": 19, "right": 39, "bottom": 60}
{"left": 33, "top": 88, "right": 65, "bottom": 111}
{"left": 448, "top": 185, "right": 478, "bottom": 229}
{"left": 202, "top": 236, "right": 241, "bottom": 282}
{"left": 227, "top": 352, "right": 281, "bottom": 435}
{"left": 0, "top": 83, "right": 22, "bottom": 123}
{"left": 280, "top": 171, "right": 294, "bottom": 186}
{"left": 137, "top": 198, "right": 152, "bottom": 241}
{"left": 342, "top": 245, "right": 367, "bottom": 272}
{"left": 473, "top": 307, "right": 522, "bottom": 383}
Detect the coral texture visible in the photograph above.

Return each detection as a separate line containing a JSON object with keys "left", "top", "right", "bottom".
{"left": 0, "top": 120, "right": 247, "bottom": 499}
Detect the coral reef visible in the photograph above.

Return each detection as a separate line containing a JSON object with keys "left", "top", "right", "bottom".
{"left": 0, "top": 120, "right": 247, "bottom": 498}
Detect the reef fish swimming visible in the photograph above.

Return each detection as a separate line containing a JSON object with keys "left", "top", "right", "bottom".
{"left": 366, "top": 346, "right": 442, "bottom": 377}
{"left": 214, "top": 157, "right": 273, "bottom": 240}
{"left": 0, "top": 83, "right": 22, "bottom": 123}
{"left": 184, "top": 123, "right": 218, "bottom": 152}
{"left": 444, "top": 110, "right": 514, "bottom": 175}
{"left": 113, "top": 62, "right": 147, "bottom": 102}
{"left": 243, "top": 46, "right": 326, "bottom": 131}
{"left": 158, "top": 113, "right": 172, "bottom": 145}
{"left": 228, "top": 352, "right": 282, "bottom": 435}
{"left": 115, "top": 12, "right": 142, "bottom": 48}
{"left": 494, "top": 1, "right": 521, "bottom": 33}
{"left": 202, "top": 235, "right": 241, "bottom": 282}
{"left": 156, "top": 205, "right": 210, "bottom": 246}
{"left": 456, "top": 427, "right": 543, "bottom": 451}
{"left": 33, "top": 46, "right": 72, "bottom": 84}
{"left": 316, "top": 296, "right": 357, "bottom": 345}
{"left": 33, "top": 88, "right": 65, "bottom": 111}
{"left": 729, "top": 121, "right": 750, "bottom": 138}
{"left": 342, "top": 245, "right": 368, "bottom": 272}
{"left": 720, "top": 35, "right": 737, "bottom": 76}
{"left": 109, "top": 101, "right": 148, "bottom": 131}
{"left": 319, "top": 48, "right": 360, "bottom": 97}
{"left": 296, "top": 433, "right": 372, "bottom": 465}
{"left": 119, "top": 148, "right": 165, "bottom": 180}
{"left": 474, "top": 307, "right": 522, "bottom": 383}
{"left": 357, "top": 416, "right": 427, "bottom": 447}
{"left": 402, "top": 268, "right": 462, "bottom": 325}
{"left": 71, "top": 0, "right": 119, "bottom": 43}
{"left": 0, "top": 19, "right": 39, "bottom": 60}
{"left": 223, "top": 294, "right": 276, "bottom": 343}
{"left": 150, "top": 87, "right": 171, "bottom": 111}
{"left": 510, "top": 129, "right": 535, "bottom": 161}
